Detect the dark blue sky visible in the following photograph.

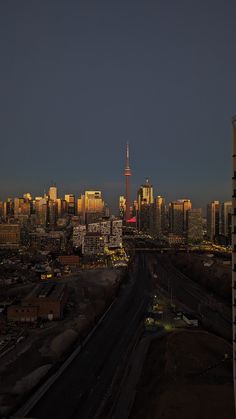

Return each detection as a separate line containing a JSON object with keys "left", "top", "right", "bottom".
{"left": 1, "top": 0, "right": 236, "bottom": 211}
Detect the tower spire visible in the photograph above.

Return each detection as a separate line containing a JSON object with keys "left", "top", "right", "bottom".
{"left": 124, "top": 142, "right": 132, "bottom": 222}
{"left": 126, "top": 142, "right": 130, "bottom": 168}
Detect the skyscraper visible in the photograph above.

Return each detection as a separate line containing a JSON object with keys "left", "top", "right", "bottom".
{"left": 169, "top": 199, "right": 192, "bottom": 236}
{"left": 119, "top": 195, "right": 126, "bottom": 219}
{"left": 35, "top": 197, "right": 48, "bottom": 226}
{"left": 124, "top": 143, "right": 132, "bottom": 222}
{"left": 49, "top": 186, "right": 57, "bottom": 201}
{"left": 206, "top": 200, "right": 220, "bottom": 242}
{"left": 137, "top": 179, "right": 154, "bottom": 232}
{"left": 14, "top": 197, "right": 31, "bottom": 220}
{"left": 221, "top": 201, "right": 232, "bottom": 244}
{"left": 65, "top": 194, "right": 76, "bottom": 215}
{"left": 186, "top": 208, "right": 203, "bottom": 244}
{"left": 231, "top": 115, "right": 236, "bottom": 414}
{"left": 155, "top": 195, "right": 166, "bottom": 236}
{"left": 77, "top": 191, "right": 105, "bottom": 223}
{"left": 3, "top": 198, "right": 14, "bottom": 220}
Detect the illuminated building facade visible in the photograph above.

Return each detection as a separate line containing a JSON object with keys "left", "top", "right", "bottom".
{"left": 65, "top": 194, "right": 76, "bottom": 215}
{"left": 119, "top": 195, "right": 126, "bottom": 219}
{"left": 169, "top": 199, "right": 192, "bottom": 236}
{"left": 155, "top": 195, "right": 166, "bottom": 235}
{"left": 186, "top": 208, "right": 203, "bottom": 244}
{"left": 77, "top": 191, "right": 105, "bottom": 223}
{"left": 207, "top": 200, "right": 220, "bottom": 242}
{"left": 221, "top": 201, "right": 232, "bottom": 245}
{"left": 14, "top": 198, "right": 31, "bottom": 219}
{"left": 35, "top": 198, "right": 48, "bottom": 226}
{"left": 48, "top": 199, "right": 56, "bottom": 227}
{"left": 137, "top": 179, "right": 154, "bottom": 232}
{"left": 3, "top": 198, "right": 14, "bottom": 220}
{"left": 49, "top": 186, "right": 57, "bottom": 201}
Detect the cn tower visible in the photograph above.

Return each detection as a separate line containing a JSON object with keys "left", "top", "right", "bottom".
{"left": 124, "top": 142, "right": 132, "bottom": 222}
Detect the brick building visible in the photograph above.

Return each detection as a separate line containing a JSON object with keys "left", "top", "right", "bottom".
{"left": 0, "top": 224, "right": 21, "bottom": 248}
{"left": 7, "top": 283, "right": 68, "bottom": 322}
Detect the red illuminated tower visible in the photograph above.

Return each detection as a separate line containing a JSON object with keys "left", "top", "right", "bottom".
{"left": 124, "top": 142, "right": 132, "bottom": 222}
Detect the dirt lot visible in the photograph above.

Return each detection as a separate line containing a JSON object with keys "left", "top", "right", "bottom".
{"left": 0, "top": 268, "right": 124, "bottom": 417}
{"left": 131, "top": 330, "right": 234, "bottom": 419}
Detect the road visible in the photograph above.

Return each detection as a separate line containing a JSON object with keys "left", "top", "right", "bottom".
{"left": 16, "top": 253, "right": 151, "bottom": 419}
{"left": 153, "top": 255, "right": 232, "bottom": 340}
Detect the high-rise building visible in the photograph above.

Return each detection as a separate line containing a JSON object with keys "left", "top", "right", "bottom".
{"left": 77, "top": 191, "right": 105, "bottom": 223}
{"left": 137, "top": 179, "right": 154, "bottom": 232}
{"left": 49, "top": 186, "right": 57, "bottom": 201}
{"left": 110, "top": 219, "right": 123, "bottom": 247}
{"left": 155, "top": 195, "right": 166, "bottom": 236}
{"left": 35, "top": 198, "right": 48, "bottom": 226}
{"left": 221, "top": 201, "right": 232, "bottom": 244}
{"left": 186, "top": 208, "right": 203, "bottom": 244}
{"left": 60, "top": 199, "right": 68, "bottom": 217}
{"left": 231, "top": 115, "right": 236, "bottom": 414}
{"left": 169, "top": 199, "right": 192, "bottom": 236}
{"left": 14, "top": 198, "right": 31, "bottom": 219}
{"left": 3, "top": 198, "right": 14, "bottom": 220}
{"left": 55, "top": 198, "right": 62, "bottom": 218}
{"left": 169, "top": 201, "right": 184, "bottom": 235}
{"left": 23, "top": 193, "right": 32, "bottom": 201}
{"left": 132, "top": 200, "right": 138, "bottom": 217}
{"left": 119, "top": 196, "right": 126, "bottom": 219}
{"left": 48, "top": 200, "right": 57, "bottom": 227}
{"left": 124, "top": 143, "right": 132, "bottom": 222}
{"left": 207, "top": 200, "right": 220, "bottom": 242}
{"left": 138, "top": 179, "right": 154, "bottom": 206}
{"left": 0, "top": 201, "right": 3, "bottom": 219}
{"left": 73, "top": 225, "right": 86, "bottom": 248}
{"left": 65, "top": 194, "right": 76, "bottom": 215}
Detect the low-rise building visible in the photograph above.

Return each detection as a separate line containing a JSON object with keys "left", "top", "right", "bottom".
{"left": 0, "top": 224, "right": 21, "bottom": 248}
{"left": 30, "top": 230, "right": 66, "bottom": 251}
{"left": 7, "top": 283, "right": 68, "bottom": 322}
{"left": 168, "top": 233, "right": 186, "bottom": 246}
{"left": 58, "top": 255, "right": 80, "bottom": 266}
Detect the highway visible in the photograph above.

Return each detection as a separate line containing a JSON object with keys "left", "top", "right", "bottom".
{"left": 17, "top": 253, "right": 151, "bottom": 419}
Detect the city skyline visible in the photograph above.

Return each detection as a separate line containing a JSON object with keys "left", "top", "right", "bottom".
{"left": 0, "top": 2, "right": 235, "bottom": 418}
{"left": 0, "top": 143, "right": 231, "bottom": 215}
{"left": 0, "top": 180, "right": 231, "bottom": 217}
{"left": 0, "top": 1, "right": 235, "bottom": 209}
{"left": 0, "top": 177, "right": 231, "bottom": 215}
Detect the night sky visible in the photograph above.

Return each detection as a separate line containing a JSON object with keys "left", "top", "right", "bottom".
{"left": 1, "top": 0, "right": 236, "bottom": 212}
